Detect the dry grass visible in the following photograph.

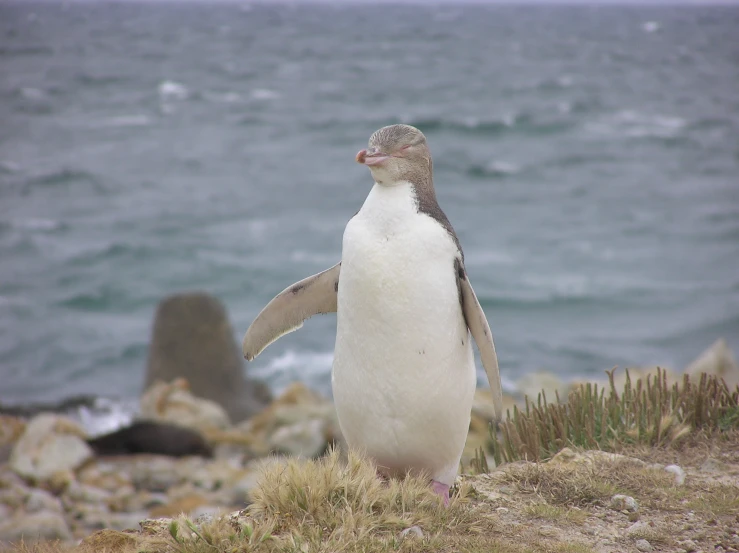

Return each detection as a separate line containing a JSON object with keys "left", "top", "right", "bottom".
{"left": 496, "top": 457, "right": 680, "bottom": 509}
{"left": 492, "top": 368, "right": 739, "bottom": 463}
{"left": 522, "top": 504, "right": 589, "bottom": 524}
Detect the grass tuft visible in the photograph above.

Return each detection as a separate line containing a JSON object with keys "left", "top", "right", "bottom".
{"left": 492, "top": 368, "right": 739, "bottom": 464}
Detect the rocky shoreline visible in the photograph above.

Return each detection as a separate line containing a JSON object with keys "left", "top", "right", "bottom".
{"left": 1, "top": 336, "right": 737, "bottom": 547}
{"left": 0, "top": 291, "right": 736, "bottom": 550}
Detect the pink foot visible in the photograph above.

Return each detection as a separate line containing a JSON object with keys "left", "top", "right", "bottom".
{"left": 431, "top": 480, "right": 450, "bottom": 507}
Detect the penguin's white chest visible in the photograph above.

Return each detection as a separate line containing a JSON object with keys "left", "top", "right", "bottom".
{"left": 331, "top": 182, "right": 476, "bottom": 485}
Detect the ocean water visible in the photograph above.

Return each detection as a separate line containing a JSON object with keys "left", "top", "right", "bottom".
{"left": 1, "top": 1, "right": 738, "bottom": 411}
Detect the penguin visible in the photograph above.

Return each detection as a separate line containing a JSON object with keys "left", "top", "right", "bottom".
{"left": 243, "top": 124, "right": 502, "bottom": 505}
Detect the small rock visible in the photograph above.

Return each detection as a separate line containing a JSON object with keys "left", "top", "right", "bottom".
{"left": 269, "top": 419, "right": 326, "bottom": 458}
{"left": 140, "top": 379, "right": 231, "bottom": 432}
{"left": 0, "top": 510, "right": 72, "bottom": 541}
{"left": 538, "top": 525, "right": 562, "bottom": 538}
{"left": 635, "top": 538, "right": 653, "bottom": 552}
{"left": 25, "top": 488, "right": 63, "bottom": 513}
{"left": 9, "top": 414, "right": 92, "bottom": 482}
{"left": 129, "top": 455, "right": 182, "bottom": 491}
{"left": 64, "top": 480, "right": 111, "bottom": 504}
{"left": 626, "top": 521, "right": 650, "bottom": 536}
{"left": 610, "top": 494, "right": 639, "bottom": 512}
{"left": 680, "top": 539, "right": 698, "bottom": 552}
{"left": 399, "top": 526, "right": 424, "bottom": 539}
{"left": 496, "top": 507, "right": 509, "bottom": 513}
{"left": 665, "top": 464, "right": 686, "bottom": 485}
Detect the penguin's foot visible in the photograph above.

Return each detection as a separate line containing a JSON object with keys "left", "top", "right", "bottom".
{"left": 431, "top": 480, "right": 450, "bottom": 507}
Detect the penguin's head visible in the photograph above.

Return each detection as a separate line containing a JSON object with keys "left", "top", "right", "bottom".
{"left": 355, "top": 124, "right": 432, "bottom": 186}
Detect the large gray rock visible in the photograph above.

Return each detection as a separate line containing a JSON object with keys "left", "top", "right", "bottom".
{"left": 0, "top": 510, "right": 72, "bottom": 541}
{"left": 9, "top": 414, "right": 93, "bottom": 483}
{"left": 143, "top": 292, "right": 272, "bottom": 422}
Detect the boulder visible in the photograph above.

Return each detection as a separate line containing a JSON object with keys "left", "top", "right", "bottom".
{"left": 139, "top": 378, "right": 231, "bottom": 432}
{"left": 9, "top": 413, "right": 93, "bottom": 483}
{"left": 238, "top": 382, "right": 341, "bottom": 458}
{"left": 0, "top": 510, "right": 72, "bottom": 541}
{"left": 685, "top": 338, "right": 739, "bottom": 388}
{"left": 143, "top": 292, "right": 271, "bottom": 423}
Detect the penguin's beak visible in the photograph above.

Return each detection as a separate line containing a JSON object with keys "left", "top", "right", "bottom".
{"left": 356, "top": 148, "right": 389, "bottom": 166}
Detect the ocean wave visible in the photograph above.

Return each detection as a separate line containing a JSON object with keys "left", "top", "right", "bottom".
{"left": 25, "top": 168, "right": 102, "bottom": 189}
{"left": 75, "top": 73, "right": 127, "bottom": 87}
{"left": 0, "top": 45, "right": 53, "bottom": 57}
{"left": 251, "top": 88, "right": 280, "bottom": 100}
{"left": 586, "top": 110, "right": 687, "bottom": 141}
{"left": 402, "top": 112, "right": 573, "bottom": 137}
{"left": 0, "top": 160, "right": 21, "bottom": 174}
{"left": 642, "top": 21, "right": 661, "bottom": 33}
{"left": 466, "top": 160, "right": 521, "bottom": 179}
{"left": 97, "top": 114, "right": 153, "bottom": 128}
{"left": 203, "top": 91, "right": 243, "bottom": 104}
{"left": 250, "top": 349, "right": 334, "bottom": 394}
{"left": 158, "top": 80, "right": 189, "bottom": 101}
{"left": 66, "top": 242, "right": 151, "bottom": 266}
{"left": 4, "top": 218, "right": 65, "bottom": 232}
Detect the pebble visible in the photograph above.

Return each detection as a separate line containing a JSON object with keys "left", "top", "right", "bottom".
{"left": 679, "top": 539, "right": 697, "bottom": 552}
{"left": 610, "top": 494, "right": 639, "bottom": 512}
{"left": 635, "top": 539, "right": 653, "bottom": 552}
{"left": 399, "top": 526, "right": 424, "bottom": 539}
{"left": 665, "top": 464, "right": 686, "bottom": 485}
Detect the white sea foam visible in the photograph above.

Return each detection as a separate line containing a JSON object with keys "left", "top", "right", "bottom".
{"left": 251, "top": 349, "right": 334, "bottom": 395}
{"left": 11, "top": 218, "right": 62, "bottom": 231}
{"left": 586, "top": 110, "right": 686, "bottom": 139}
{"left": 642, "top": 21, "right": 660, "bottom": 33}
{"left": 158, "top": 80, "right": 189, "bottom": 101}
{"left": 72, "top": 397, "right": 138, "bottom": 437}
{"left": 486, "top": 160, "right": 520, "bottom": 175}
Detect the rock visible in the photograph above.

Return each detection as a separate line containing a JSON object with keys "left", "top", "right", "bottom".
{"left": 626, "top": 521, "right": 650, "bottom": 536}
{"left": 679, "top": 539, "right": 698, "bottom": 552}
{"left": 64, "top": 480, "right": 112, "bottom": 504}
{"left": 143, "top": 292, "right": 271, "bottom": 423}
{"left": 0, "top": 415, "right": 26, "bottom": 447}
{"left": 610, "top": 494, "right": 639, "bottom": 512}
{"left": 685, "top": 338, "right": 739, "bottom": 387}
{"left": 665, "top": 464, "right": 686, "bottom": 485}
{"left": 9, "top": 413, "right": 93, "bottom": 482}
{"left": 269, "top": 418, "right": 326, "bottom": 458}
{"left": 635, "top": 538, "right": 653, "bottom": 552}
{"left": 140, "top": 379, "right": 231, "bottom": 432}
{"left": 78, "top": 459, "right": 133, "bottom": 492}
{"left": 78, "top": 529, "right": 139, "bottom": 552}
{"left": 515, "top": 371, "right": 567, "bottom": 404}
{"left": 0, "top": 510, "right": 72, "bottom": 541}
{"left": 87, "top": 420, "right": 213, "bottom": 458}
{"left": 400, "top": 526, "right": 424, "bottom": 539}
{"left": 25, "top": 488, "right": 63, "bottom": 513}
{"left": 129, "top": 455, "right": 182, "bottom": 492}
{"left": 240, "top": 382, "right": 339, "bottom": 458}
